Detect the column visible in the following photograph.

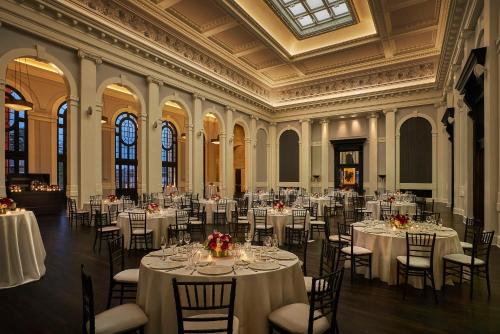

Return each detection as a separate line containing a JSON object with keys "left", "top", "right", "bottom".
{"left": 300, "top": 119, "right": 311, "bottom": 192}
{"left": 368, "top": 113, "right": 378, "bottom": 195}
{"left": 225, "top": 106, "right": 234, "bottom": 196}
{"left": 249, "top": 115, "right": 257, "bottom": 192}
{"left": 186, "top": 122, "right": 193, "bottom": 193}
{"left": 66, "top": 96, "right": 80, "bottom": 198}
{"left": 269, "top": 122, "right": 277, "bottom": 190}
{"left": 320, "top": 119, "right": 329, "bottom": 192}
{"left": 192, "top": 93, "right": 204, "bottom": 197}
{"left": 94, "top": 103, "right": 103, "bottom": 195}
{"left": 146, "top": 76, "right": 163, "bottom": 193}
{"left": 0, "top": 78, "right": 6, "bottom": 196}
{"left": 219, "top": 132, "right": 227, "bottom": 196}
{"left": 384, "top": 109, "right": 396, "bottom": 191}
{"left": 245, "top": 137, "right": 252, "bottom": 192}
{"left": 78, "top": 50, "right": 101, "bottom": 206}
{"left": 139, "top": 111, "right": 147, "bottom": 196}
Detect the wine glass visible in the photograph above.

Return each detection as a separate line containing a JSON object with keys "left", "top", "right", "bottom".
{"left": 169, "top": 237, "right": 178, "bottom": 255}
{"left": 183, "top": 232, "right": 191, "bottom": 246}
{"left": 244, "top": 232, "right": 253, "bottom": 248}
{"left": 160, "top": 236, "right": 167, "bottom": 261}
{"left": 263, "top": 236, "right": 272, "bottom": 252}
{"left": 271, "top": 234, "right": 279, "bottom": 251}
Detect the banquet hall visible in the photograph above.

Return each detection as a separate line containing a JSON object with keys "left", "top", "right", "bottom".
{"left": 0, "top": 0, "right": 499, "bottom": 333}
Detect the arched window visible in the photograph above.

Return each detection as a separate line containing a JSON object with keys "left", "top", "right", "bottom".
{"left": 400, "top": 117, "right": 432, "bottom": 183}
{"left": 162, "top": 121, "right": 177, "bottom": 187}
{"left": 57, "top": 101, "right": 67, "bottom": 189}
{"left": 115, "top": 112, "right": 138, "bottom": 196}
{"left": 5, "top": 85, "right": 28, "bottom": 175}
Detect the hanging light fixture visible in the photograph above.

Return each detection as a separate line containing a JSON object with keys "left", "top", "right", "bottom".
{"left": 211, "top": 135, "right": 220, "bottom": 145}
{"left": 101, "top": 116, "right": 108, "bottom": 124}
{"left": 5, "top": 58, "right": 34, "bottom": 111}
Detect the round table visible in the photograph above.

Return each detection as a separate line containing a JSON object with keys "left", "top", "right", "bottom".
{"left": 116, "top": 209, "right": 178, "bottom": 249}
{"left": 366, "top": 201, "right": 416, "bottom": 220}
{"left": 309, "top": 197, "right": 331, "bottom": 216}
{"left": 352, "top": 221, "right": 462, "bottom": 289}
{"left": 0, "top": 210, "right": 46, "bottom": 289}
{"left": 200, "top": 199, "right": 236, "bottom": 225}
{"left": 137, "top": 247, "right": 308, "bottom": 334}
{"left": 247, "top": 208, "right": 310, "bottom": 245}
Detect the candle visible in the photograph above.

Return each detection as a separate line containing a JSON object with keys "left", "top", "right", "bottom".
{"left": 392, "top": 226, "right": 396, "bottom": 231}
{"left": 207, "top": 254, "right": 213, "bottom": 263}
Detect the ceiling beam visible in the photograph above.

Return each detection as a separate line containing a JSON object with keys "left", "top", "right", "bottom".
{"left": 202, "top": 20, "right": 239, "bottom": 37}
{"left": 386, "top": 0, "right": 430, "bottom": 12}
{"left": 155, "top": 0, "right": 183, "bottom": 10}
{"left": 233, "top": 44, "right": 266, "bottom": 57}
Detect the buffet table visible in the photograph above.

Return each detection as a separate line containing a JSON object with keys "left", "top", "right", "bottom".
{"left": 0, "top": 211, "right": 46, "bottom": 289}
{"left": 137, "top": 247, "right": 307, "bottom": 334}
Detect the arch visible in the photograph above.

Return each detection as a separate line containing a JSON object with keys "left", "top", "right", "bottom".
{"left": 278, "top": 129, "right": 300, "bottom": 183}
{"left": 233, "top": 117, "right": 250, "bottom": 136}
{"left": 162, "top": 120, "right": 178, "bottom": 187}
{"left": 202, "top": 107, "right": 225, "bottom": 130}
{"left": 0, "top": 47, "right": 77, "bottom": 99}
{"left": 4, "top": 85, "right": 29, "bottom": 175}
{"left": 114, "top": 111, "right": 138, "bottom": 199}
{"left": 396, "top": 112, "right": 436, "bottom": 135}
{"left": 277, "top": 125, "right": 302, "bottom": 142}
{"left": 96, "top": 76, "right": 146, "bottom": 115}
{"left": 159, "top": 95, "right": 192, "bottom": 125}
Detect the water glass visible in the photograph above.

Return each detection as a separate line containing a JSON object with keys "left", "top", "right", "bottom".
{"left": 160, "top": 236, "right": 167, "bottom": 261}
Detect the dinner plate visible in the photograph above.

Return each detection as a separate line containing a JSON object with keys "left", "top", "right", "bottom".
{"left": 148, "top": 250, "right": 173, "bottom": 257}
{"left": 249, "top": 262, "right": 280, "bottom": 271}
{"left": 197, "top": 265, "right": 233, "bottom": 276}
{"left": 146, "top": 260, "right": 185, "bottom": 270}
{"left": 270, "top": 252, "right": 297, "bottom": 261}
{"left": 170, "top": 255, "right": 188, "bottom": 262}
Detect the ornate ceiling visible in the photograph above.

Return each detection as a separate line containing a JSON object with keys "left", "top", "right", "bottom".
{"left": 65, "top": 0, "right": 460, "bottom": 111}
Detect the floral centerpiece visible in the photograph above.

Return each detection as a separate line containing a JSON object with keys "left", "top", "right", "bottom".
{"left": 274, "top": 200, "right": 285, "bottom": 213}
{"left": 390, "top": 214, "right": 410, "bottom": 229}
{"left": 146, "top": 202, "right": 160, "bottom": 214}
{"left": 211, "top": 194, "right": 221, "bottom": 201}
{"left": 107, "top": 194, "right": 117, "bottom": 202}
{"left": 0, "top": 197, "right": 16, "bottom": 214}
{"left": 206, "top": 231, "right": 232, "bottom": 257}
{"left": 388, "top": 196, "right": 396, "bottom": 203}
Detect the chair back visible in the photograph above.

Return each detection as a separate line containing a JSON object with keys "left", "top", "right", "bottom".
{"left": 176, "top": 210, "right": 190, "bottom": 228}
{"left": 90, "top": 195, "right": 102, "bottom": 201}
{"left": 308, "top": 269, "right": 345, "bottom": 334}
{"left": 405, "top": 232, "right": 436, "bottom": 267}
{"left": 217, "top": 200, "right": 227, "bottom": 212}
{"left": 172, "top": 278, "right": 237, "bottom": 334}
{"left": 464, "top": 217, "right": 483, "bottom": 243}
{"left": 309, "top": 202, "right": 319, "bottom": 220}
{"left": 190, "top": 200, "right": 200, "bottom": 219}
{"left": 337, "top": 221, "right": 351, "bottom": 245}
{"left": 292, "top": 209, "right": 307, "bottom": 229}
{"left": 107, "top": 236, "right": 125, "bottom": 279}
{"left": 379, "top": 201, "right": 392, "bottom": 220}
{"left": 81, "top": 265, "right": 96, "bottom": 334}
{"left": 108, "top": 204, "right": 119, "bottom": 223}
{"left": 343, "top": 208, "right": 355, "bottom": 224}
{"left": 90, "top": 200, "right": 102, "bottom": 215}
{"left": 319, "top": 240, "right": 343, "bottom": 276}
{"left": 68, "top": 198, "right": 78, "bottom": 213}
{"left": 253, "top": 209, "right": 268, "bottom": 229}
{"left": 472, "top": 231, "right": 495, "bottom": 265}
{"left": 128, "top": 211, "right": 147, "bottom": 234}
{"left": 236, "top": 197, "right": 248, "bottom": 216}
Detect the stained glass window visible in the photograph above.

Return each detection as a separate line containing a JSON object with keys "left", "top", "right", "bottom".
{"left": 161, "top": 121, "right": 177, "bottom": 187}
{"left": 57, "top": 101, "right": 67, "bottom": 189}
{"left": 115, "top": 112, "right": 137, "bottom": 193}
{"left": 5, "top": 85, "right": 28, "bottom": 175}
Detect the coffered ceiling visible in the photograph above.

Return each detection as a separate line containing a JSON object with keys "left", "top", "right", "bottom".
{"left": 65, "top": 0, "right": 458, "bottom": 109}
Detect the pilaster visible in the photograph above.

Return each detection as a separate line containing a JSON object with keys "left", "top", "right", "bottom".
{"left": 146, "top": 76, "right": 163, "bottom": 193}
{"left": 368, "top": 113, "right": 378, "bottom": 195}
{"left": 384, "top": 108, "right": 396, "bottom": 191}
{"left": 320, "top": 119, "right": 329, "bottom": 192}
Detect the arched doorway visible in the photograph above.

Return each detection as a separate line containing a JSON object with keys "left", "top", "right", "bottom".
{"left": 203, "top": 112, "right": 221, "bottom": 197}
{"left": 233, "top": 124, "right": 245, "bottom": 196}
{"left": 279, "top": 129, "right": 300, "bottom": 185}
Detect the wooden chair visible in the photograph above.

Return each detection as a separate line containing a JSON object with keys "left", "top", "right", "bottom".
{"left": 309, "top": 203, "right": 327, "bottom": 240}
{"left": 106, "top": 236, "right": 139, "bottom": 308}
{"left": 168, "top": 210, "right": 190, "bottom": 243}
{"left": 396, "top": 233, "right": 437, "bottom": 303}
{"left": 269, "top": 268, "right": 345, "bottom": 334}
{"left": 128, "top": 211, "right": 153, "bottom": 251}
{"left": 81, "top": 264, "right": 147, "bottom": 334}
{"left": 285, "top": 209, "right": 308, "bottom": 249}
{"left": 460, "top": 217, "right": 483, "bottom": 253}
{"left": 172, "top": 278, "right": 238, "bottom": 334}
{"left": 107, "top": 204, "right": 119, "bottom": 225}
{"left": 304, "top": 240, "right": 343, "bottom": 294}
{"left": 93, "top": 209, "right": 120, "bottom": 253}
{"left": 340, "top": 225, "right": 372, "bottom": 282}
{"left": 189, "top": 206, "right": 206, "bottom": 241}
{"left": 443, "top": 231, "right": 495, "bottom": 299}
{"left": 68, "top": 198, "right": 90, "bottom": 227}
{"left": 252, "top": 209, "right": 273, "bottom": 245}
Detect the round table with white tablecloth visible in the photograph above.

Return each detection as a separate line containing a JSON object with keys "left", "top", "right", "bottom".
{"left": 0, "top": 210, "right": 46, "bottom": 289}
{"left": 366, "top": 200, "right": 416, "bottom": 220}
{"left": 137, "top": 247, "right": 308, "bottom": 334}
{"left": 309, "top": 196, "right": 331, "bottom": 216}
{"left": 200, "top": 199, "right": 236, "bottom": 225}
{"left": 116, "top": 209, "right": 178, "bottom": 249}
{"left": 247, "top": 208, "right": 310, "bottom": 245}
{"left": 82, "top": 200, "right": 124, "bottom": 215}
{"left": 352, "top": 221, "right": 462, "bottom": 289}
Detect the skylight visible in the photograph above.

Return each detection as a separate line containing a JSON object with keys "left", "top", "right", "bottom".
{"left": 266, "top": 0, "right": 356, "bottom": 39}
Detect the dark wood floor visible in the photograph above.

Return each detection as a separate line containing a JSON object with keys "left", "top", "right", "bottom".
{"left": 0, "top": 204, "right": 499, "bottom": 333}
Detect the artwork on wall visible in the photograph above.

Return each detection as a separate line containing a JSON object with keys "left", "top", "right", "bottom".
{"left": 343, "top": 167, "right": 356, "bottom": 185}
{"left": 331, "top": 138, "right": 365, "bottom": 192}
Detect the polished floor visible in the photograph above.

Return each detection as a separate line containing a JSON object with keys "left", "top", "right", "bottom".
{"left": 0, "top": 204, "right": 499, "bottom": 333}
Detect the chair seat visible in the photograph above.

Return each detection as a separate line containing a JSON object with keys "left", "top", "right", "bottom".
{"left": 303, "top": 276, "right": 328, "bottom": 293}
{"left": 237, "top": 220, "right": 249, "bottom": 224}
{"left": 443, "top": 253, "right": 485, "bottom": 266}
{"left": 113, "top": 268, "right": 139, "bottom": 284}
{"left": 169, "top": 225, "right": 188, "bottom": 230}
{"left": 255, "top": 224, "right": 272, "bottom": 230}
{"left": 460, "top": 241, "right": 473, "bottom": 249}
{"left": 285, "top": 225, "right": 305, "bottom": 230}
{"left": 268, "top": 303, "right": 329, "bottom": 334}
{"left": 110, "top": 220, "right": 118, "bottom": 225}
{"left": 91, "top": 303, "right": 148, "bottom": 334}
{"left": 396, "top": 255, "right": 431, "bottom": 269}
{"left": 132, "top": 228, "right": 154, "bottom": 235}
{"left": 76, "top": 210, "right": 89, "bottom": 214}
{"left": 184, "top": 314, "right": 239, "bottom": 334}
{"left": 310, "top": 220, "right": 326, "bottom": 225}
{"left": 238, "top": 216, "right": 248, "bottom": 220}
{"left": 190, "top": 220, "right": 203, "bottom": 225}
{"left": 341, "top": 246, "right": 372, "bottom": 255}
{"left": 329, "top": 234, "right": 351, "bottom": 242}
{"left": 99, "top": 226, "right": 120, "bottom": 233}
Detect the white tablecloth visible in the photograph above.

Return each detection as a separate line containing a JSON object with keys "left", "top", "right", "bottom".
{"left": 247, "top": 209, "right": 310, "bottom": 245}
{"left": 137, "top": 248, "right": 308, "bottom": 334}
{"left": 310, "top": 197, "right": 331, "bottom": 216}
{"left": 0, "top": 211, "right": 46, "bottom": 289}
{"left": 116, "top": 209, "right": 177, "bottom": 249}
{"left": 82, "top": 200, "right": 124, "bottom": 214}
{"left": 200, "top": 199, "right": 236, "bottom": 225}
{"left": 353, "top": 222, "right": 462, "bottom": 289}
{"left": 366, "top": 201, "right": 416, "bottom": 220}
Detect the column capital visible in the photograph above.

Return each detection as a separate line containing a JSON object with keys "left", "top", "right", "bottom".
{"left": 139, "top": 112, "right": 148, "bottom": 121}
{"left": 77, "top": 49, "right": 102, "bottom": 64}
{"left": 367, "top": 112, "right": 379, "bottom": 119}
{"left": 146, "top": 76, "right": 163, "bottom": 86}
{"left": 250, "top": 115, "right": 259, "bottom": 121}
{"left": 225, "top": 105, "right": 235, "bottom": 112}
{"left": 299, "top": 118, "right": 311, "bottom": 124}
{"left": 383, "top": 108, "right": 397, "bottom": 115}
{"left": 269, "top": 122, "right": 277, "bottom": 127}
{"left": 192, "top": 93, "right": 205, "bottom": 102}
{"left": 320, "top": 119, "right": 330, "bottom": 124}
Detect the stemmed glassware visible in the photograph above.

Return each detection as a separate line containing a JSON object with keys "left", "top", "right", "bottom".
{"left": 160, "top": 236, "right": 167, "bottom": 261}
{"left": 183, "top": 232, "right": 191, "bottom": 246}
{"left": 169, "top": 237, "right": 178, "bottom": 255}
{"left": 244, "top": 231, "right": 252, "bottom": 249}
{"left": 271, "top": 234, "right": 279, "bottom": 251}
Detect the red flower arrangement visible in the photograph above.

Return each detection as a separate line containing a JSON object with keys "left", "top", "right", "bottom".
{"left": 388, "top": 196, "right": 396, "bottom": 203}
{"left": 274, "top": 200, "right": 285, "bottom": 212}
{"left": 390, "top": 213, "right": 410, "bottom": 229}
{"left": 207, "top": 231, "right": 232, "bottom": 256}
{"left": 211, "top": 194, "right": 221, "bottom": 201}
{"left": 107, "top": 194, "right": 117, "bottom": 202}
{"left": 0, "top": 197, "right": 15, "bottom": 213}
{"left": 146, "top": 202, "right": 160, "bottom": 213}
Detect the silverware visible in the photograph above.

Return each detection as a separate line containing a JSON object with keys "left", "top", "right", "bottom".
{"left": 232, "top": 266, "right": 237, "bottom": 275}
{"left": 189, "top": 268, "right": 197, "bottom": 275}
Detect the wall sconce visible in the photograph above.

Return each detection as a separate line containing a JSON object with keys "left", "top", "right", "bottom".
{"left": 181, "top": 133, "right": 186, "bottom": 140}
{"left": 447, "top": 116, "right": 454, "bottom": 124}
{"left": 153, "top": 119, "right": 162, "bottom": 129}
{"left": 86, "top": 106, "right": 93, "bottom": 115}
{"left": 228, "top": 136, "right": 234, "bottom": 143}
{"left": 101, "top": 116, "right": 108, "bottom": 124}
{"left": 197, "top": 129, "right": 204, "bottom": 137}
{"left": 473, "top": 63, "right": 485, "bottom": 78}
